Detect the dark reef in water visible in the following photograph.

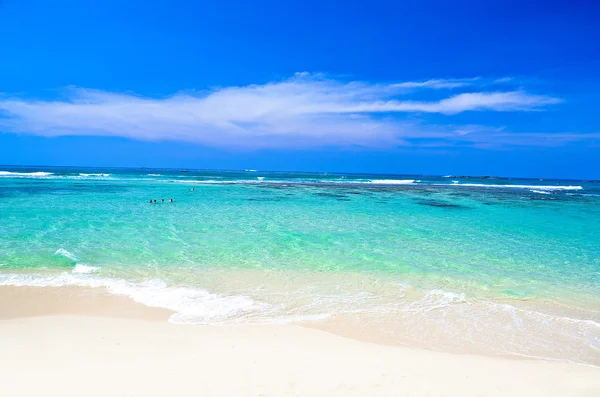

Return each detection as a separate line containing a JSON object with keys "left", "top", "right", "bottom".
{"left": 344, "top": 191, "right": 373, "bottom": 196}
{"left": 313, "top": 192, "right": 348, "bottom": 199}
{"left": 5, "top": 182, "right": 125, "bottom": 197}
{"left": 446, "top": 175, "right": 508, "bottom": 180}
{"left": 416, "top": 200, "right": 468, "bottom": 209}
{"left": 247, "top": 197, "right": 284, "bottom": 202}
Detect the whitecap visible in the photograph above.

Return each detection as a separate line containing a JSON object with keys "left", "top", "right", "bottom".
{"left": 54, "top": 248, "right": 78, "bottom": 262}
{"left": 369, "top": 179, "right": 415, "bottom": 185}
{"left": 79, "top": 173, "right": 110, "bottom": 177}
{"left": 174, "top": 179, "right": 227, "bottom": 184}
{"left": 0, "top": 273, "right": 266, "bottom": 324}
{"left": 438, "top": 183, "right": 582, "bottom": 190}
{"left": 0, "top": 171, "right": 53, "bottom": 177}
{"left": 72, "top": 264, "right": 100, "bottom": 274}
{"left": 173, "top": 178, "right": 418, "bottom": 186}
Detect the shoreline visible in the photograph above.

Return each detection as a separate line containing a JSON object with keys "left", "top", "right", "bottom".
{"left": 0, "top": 285, "right": 173, "bottom": 321}
{"left": 1, "top": 286, "right": 599, "bottom": 396}
{"left": 2, "top": 284, "right": 599, "bottom": 366}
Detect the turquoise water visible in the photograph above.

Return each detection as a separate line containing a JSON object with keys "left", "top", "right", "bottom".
{"left": 1, "top": 166, "right": 599, "bottom": 364}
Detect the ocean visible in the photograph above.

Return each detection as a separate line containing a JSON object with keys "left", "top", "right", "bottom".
{"left": 0, "top": 166, "right": 599, "bottom": 365}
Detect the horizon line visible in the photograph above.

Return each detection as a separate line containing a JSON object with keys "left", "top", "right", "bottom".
{"left": 0, "top": 163, "right": 597, "bottom": 182}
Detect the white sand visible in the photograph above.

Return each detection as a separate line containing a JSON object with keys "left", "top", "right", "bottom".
{"left": 1, "top": 314, "right": 599, "bottom": 397}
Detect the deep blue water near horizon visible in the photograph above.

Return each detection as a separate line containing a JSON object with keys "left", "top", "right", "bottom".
{"left": 2, "top": 164, "right": 598, "bottom": 183}
{"left": 0, "top": 166, "right": 599, "bottom": 364}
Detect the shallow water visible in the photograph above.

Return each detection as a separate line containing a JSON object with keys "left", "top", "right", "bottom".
{"left": 0, "top": 166, "right": 599, "bottom": 364}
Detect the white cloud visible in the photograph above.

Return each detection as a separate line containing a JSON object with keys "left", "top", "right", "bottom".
{"left": 390, "top": 77, "right": 480, "bottom": 89}
{"left": 0, "top": 73, "right": 564, "bottom": 148}
{"left": 493, "top": 77, "right": 514, "bottom": 84}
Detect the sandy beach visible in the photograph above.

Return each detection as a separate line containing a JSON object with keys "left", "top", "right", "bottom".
{"left": 1, "top": 286, "right": 599, "bottom": 397}
{"left": 2, "top": 0, "right": 600, "bottom": 394}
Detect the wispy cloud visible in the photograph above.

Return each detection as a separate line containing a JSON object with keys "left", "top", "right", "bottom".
{"left": 390, "top": 77, "right": 480, "bottom": 89}
{"left": 493, "top": 77, "right": 514, "bottom": 84}
{"left": 0, "top": 73, "right": 567, "bottom": 148}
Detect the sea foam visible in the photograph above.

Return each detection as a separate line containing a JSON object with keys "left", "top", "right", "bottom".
{"left": 72, "top": 264, "right": 100, "bottom": 274}
{"left": 406, "top": 289, "right": 467, "bottom": 313}
{"left": 0, "top": 273, "right": 265, "bottom": 324}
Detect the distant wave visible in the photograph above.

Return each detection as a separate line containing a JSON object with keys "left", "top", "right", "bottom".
{"left": 369, "top": 179, "right": 415, "bottom": 185}
{"left": 173, "top": 179, "right": 227, "bottom": 184}
{"left": 79, "top": 173, "right": 110, "bottom": 177}
{"left": 173, "top": 178, "right": 418, "bottom": 186}
{"left": 0, "top": 171, "right": 115, "bottom": 180}
{"left": 439, "top": 183, "right": 583, "bottom": 190}
{"left": 0, "top": 171, "right": 53, "bottom": 177}
{"left": 531, "top": 190, "right": 551, "bottom": 195}
{"left": 3, "top": 171, "right": 585, "bottom": 192}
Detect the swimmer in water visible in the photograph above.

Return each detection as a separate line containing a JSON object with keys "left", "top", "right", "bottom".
{"left": 153, "top": 199, "right": 157, "bottom": 203}
{"left": 170, "top": 198, "right": 173, "bottom": 202}
{"left": 149, "top": 199, "right": 152, "bottom": 204}
{"left": 162, "top": 199, "right": 165, "bottom": 203}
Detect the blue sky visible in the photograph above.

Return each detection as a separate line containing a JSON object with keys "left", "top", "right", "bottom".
{"left": 1, "top": 0, "right": 599, "bottom": 178}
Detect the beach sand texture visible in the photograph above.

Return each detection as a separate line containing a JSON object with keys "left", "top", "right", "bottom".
{"left": 1, "top": 286, "right": 599, "bottom": 397}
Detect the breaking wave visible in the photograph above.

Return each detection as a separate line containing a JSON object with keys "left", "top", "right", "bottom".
{"left": 0, "top": 272, "right": 265, "bottom": 324}
{"left": 0, "top": 171, "right": 53, "bottom": 177}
